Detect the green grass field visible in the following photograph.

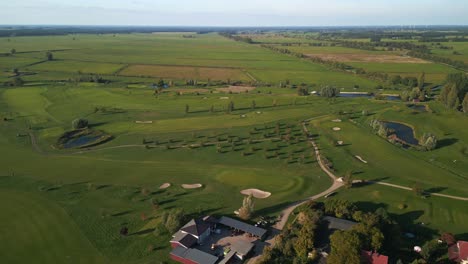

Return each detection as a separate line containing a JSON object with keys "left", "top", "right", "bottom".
{"left": 0, "top": 32, "right": 467, "bottom": 263}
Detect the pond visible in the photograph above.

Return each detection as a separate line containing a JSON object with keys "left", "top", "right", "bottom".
{"left": 63, "top": 134, "right": 103, "bottom": 149}
{"left": 385, "top": 95, "right": 401, "bottom": 101}
{"left": 339, "top": 92, "right": 372, "bottom": 98}
{"left": 407, "top": 104, "right": 427, "bottom": 112}
{"left": 382, "top": 121, "right": 419, "bottom": 145}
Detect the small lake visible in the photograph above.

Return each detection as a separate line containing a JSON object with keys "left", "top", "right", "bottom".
{"left": 382, "top": 121, "right": 419, "bottom": 145}
{"left": 63, "top": 135, "right": 102, "bottom": 149}
{"left": 339, "top": 93, "right": 372, "bottom": 98}
{"left": 385, "top": 95, "right": 400, "bottom": 101}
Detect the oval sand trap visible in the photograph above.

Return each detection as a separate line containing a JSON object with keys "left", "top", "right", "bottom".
{"left": 332, "top": 119, "right": 342, "bottom": 122}
{"left": 241, "top": 188, "right": 271, "bottom": 199}
{"left": 159, "top": 183, "right": 171, "bottom": 189}
{"left": 181, "top": 183, "right": 203, "bottom": 189}
{"left": 332, "top": 127, "right": 341, "bottom": 131}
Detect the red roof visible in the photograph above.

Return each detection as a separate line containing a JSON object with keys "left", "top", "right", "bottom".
{"left": 459, "top": 241, "right": 468, "bottom": 261}
{"left": 361, "top": 251, "right": 389, "bottom": 264}
{"left": 449, "top": 241, "right": 468, "bottom": 262}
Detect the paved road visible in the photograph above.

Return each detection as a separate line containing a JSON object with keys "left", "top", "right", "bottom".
{"left": 272, "top": 122, "right": 344, "bottom": 230}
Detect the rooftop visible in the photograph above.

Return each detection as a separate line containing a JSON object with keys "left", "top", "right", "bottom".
{"left": 180, "top": 218, "right": 211, "bottom": 237}
{"left": 218, "top": 216, "right": 267, "bottom": 238}
{"left": 323, "top": 216, "right": 357, "bottom": 231}
{"left": 170, "top": 231, "right": 198, "bottom": 248}
{"left": 361, "top": 250, "right": 389, "bottom": 264}
{"left": 170, "top": 247, "right": 218, "bottom": 264}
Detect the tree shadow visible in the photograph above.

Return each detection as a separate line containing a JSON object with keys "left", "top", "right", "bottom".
{"left": 88, "top": 122, "right": 108, "bottom": 128}
{"left": 112, "top": 210, "right": 132, "bottom": 217}
{"left": 425, "top": 186, "right": 447, "bottom": 194}
{"left": 130, "top": 228, "right": 155, "bottom": 236}
{"left": 437, "top": 138, "right": 458, "bottom": 149}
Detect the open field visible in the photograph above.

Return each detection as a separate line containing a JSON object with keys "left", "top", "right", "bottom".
{"left": 0, "top": 189, "right": 106, "bottom": 264}
{"left": 0, "top": 31, "right": 467, "bottom": 263}
{"left": 305, "top": 53, "right": 429, "bottom": 63}
{"left": 120, "top": 64, "right": 250, "bottom": 81}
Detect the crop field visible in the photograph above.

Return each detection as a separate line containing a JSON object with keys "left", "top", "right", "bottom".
{"left": 120, "top": 64, "right": 251, "bottom": 81}
{"left": 0, "top": 31, "right": 467, "bottom": 263}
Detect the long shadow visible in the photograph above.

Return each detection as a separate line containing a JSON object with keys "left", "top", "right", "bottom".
{"left": 112, "top": 210, "right": 132, "bottom": 217}
{"left": 88, "top": 122, "right": 108, "bottom": 128}
{"left": 160, "top": 198, "right": 176, "bottom": 205}
{"left": 130, "top": 228, "right": 155, "bottom": 236}
{"left": 255, "top": 201, "right": 297, "bottom": 216}
{"left": 437, "top": 138, "right": 458, "bottom": 149}
{"left": 425, "top": 186, "right": 447, "bottom": 194}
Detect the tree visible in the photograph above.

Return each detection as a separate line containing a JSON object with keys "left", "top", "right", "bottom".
{"left": 157, "top": 79, "right": 165, "bottom": 87}
{"left": 210, "top": 105, "right": 214, "bottom": 113}
{"left": 10, "top": 48, "right": 16, "bottom": 55}
{"left": 420, "top": 133, "right": 437, "bottom": 151}
{"left": 12, "top": 68, "right": 19, "bottom": 75}
{"left": 72, "top": 118, "right": 88, "bottom": 129}
{"left": 328, "top": 230, "right": 362, "bottom": 264}
{"left": 343, "top": 170, "right": 353, "bottom": 189}
{"left": 161, "top": 209, "right": 186, "bottom": 233}
{"left": 462, "top": 93, "right": 468, "bottom": 114}
{"left": 46, "top": 51, "right": 53, "bottom": 61}
{"left": 441, "top": 232, "right": 456, "bottom": 246}
{"left": 418, "top": 72, "right": 425, "bottom": 89}
{"left": 120, "top": 226, "right": 129, "bottom": 236}
{"left": 150, "top": 198, "right": 159, "bottom": 210}
{"left": 251, "top": 100, "right": 256, "bottom": 110}
{"left": 227, "top": 101, "right": 235, "bottom": 113}
{"left": 412, "top": 183, "right": 424, "bottom": 196}
{"left": 447, "top": 86, "right": 460, "bottom": 109}
{"left": 421, "top": 239, "right": 442, "bottom": 262}
{"left": 185, "top": 104, "right": 189, "bottom": 114}
{"left": 238, "top": 194, "right": 255, "bottom": 220}
{"left": 320, "top": 86, "right": 340, "bottom": 98}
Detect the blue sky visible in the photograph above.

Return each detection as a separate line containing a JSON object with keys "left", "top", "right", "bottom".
{"left": 1, "top": 0, "right": 467, "bottom": 26}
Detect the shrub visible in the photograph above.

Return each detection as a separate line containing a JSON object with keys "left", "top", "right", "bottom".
{"left": 72, "top": 118, "right": 88, "bottom": 129}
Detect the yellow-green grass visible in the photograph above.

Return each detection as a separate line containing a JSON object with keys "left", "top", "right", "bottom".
{"left": 348, "top": 62, "right": 460, "bottom": 83}
{"left": 308, "top": 106, "right": 468, "bottom": 197}
{"left": 120, "top": 64, "right": 250, "bottom": 81}
{"left": 26, "top": 60, "right": 124, "bottom": 75}
{"left": 430, "top": 42, "right": 468, "bottom": 63}
{"left": 323, "top": 184, "right": 468, "bottom": 235}
{"left": 0, "top": 55, "right": 42, "bottom": 70}
{"left": 0, "top": 189, "right": 106, "bottom": 264}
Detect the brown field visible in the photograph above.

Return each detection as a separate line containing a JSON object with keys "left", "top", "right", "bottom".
{"left": 305, "top": 53, "right": 430, "bottom": 63}
{"left": 170, "top": 88, "right": 210, "bottom": 94}
{"left": 119, "top": 64, "right": 250, "bottom": 81}
{"left": 216, "top": 86, "right": 256, "bottom": 93}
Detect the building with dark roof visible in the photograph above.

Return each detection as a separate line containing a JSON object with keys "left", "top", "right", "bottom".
{"left": 449, "top": 241, "right": 468, "bottom": 264}
{"left": 170, "top": 231, "right": 198, "bottom": 249}
{"left": 361, "top": 250, "right": 389, "bottom": 264}
{"left": 170, "top": 247, "right": 218, "bottom": 264}
{"left": 323, "top": 216, "right": 357, "bottom": 231}
{"left": 180, "top": 218, "right": 212, "bottom": 243}
{"left": 218, "top": 216, "right": 267, "bottom": 238}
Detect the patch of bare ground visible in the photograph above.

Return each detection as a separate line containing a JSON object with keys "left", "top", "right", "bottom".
{"left": 305, "top": 53, "right": 430, "bottom": 63}
{"left": 181, "top": 183, "right": 203, "bottom": 189}
{"left": 216, "top": 86, "right": 256, "bottom": 93}
{"left": 240, "top": 188, "right": 271, "bottom": 199}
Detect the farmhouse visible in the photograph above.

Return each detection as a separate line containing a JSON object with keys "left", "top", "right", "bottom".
{"left": 449, "top": 241, "right": 468, "bottom": 264}
{"left": 170, "top": 216, "right": 266, "bottom": 264}
{"left": 361, "top": 250, "right": 389, "bottom": 264}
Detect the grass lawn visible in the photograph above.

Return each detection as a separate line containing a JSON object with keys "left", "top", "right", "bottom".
{"left": 0, "top": 188, "right": 106, "bottom": 264}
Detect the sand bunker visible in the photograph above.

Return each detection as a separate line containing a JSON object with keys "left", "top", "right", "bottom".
{"left": 333, "top": 127, "right": 341, "bottom": 131}
{"left": 337, "top": 141, "right": 344, "bottom": 145}
{"left": 135, "top": 121, "right": 153, "bottom": 124}
{"left": 159, "top": 183, "right": 171, "bottom": 189}
{"left": 240, "top": 188, "right": 271, "bottom": 199}
{"left": 355, "top": 155, "right": 368, "bottom": 164}
{"left": 332, "top": 119, "right": 342, "bottom": 122}
{"left": 181, "top": 183, "right": 203, "bottom": 189}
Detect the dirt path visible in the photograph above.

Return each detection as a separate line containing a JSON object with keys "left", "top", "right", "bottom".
{"left": 369, "top": 181, "right": 468, "bottom": 201}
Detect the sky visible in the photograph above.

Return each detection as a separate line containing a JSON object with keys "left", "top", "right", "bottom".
{"left": 1, "top": 0, "right": 467, "bottom": 26}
